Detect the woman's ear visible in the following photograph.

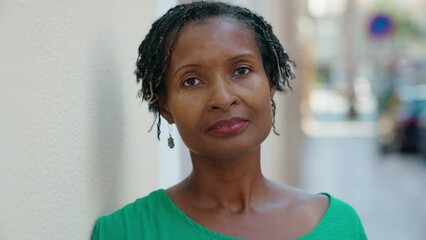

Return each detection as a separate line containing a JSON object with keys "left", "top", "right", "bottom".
{"left": 265, "top": 66, "right": 276, "bottom": 99}
{"left": 269, "top": 84, "right": 276, "bottom": 99}
{"left": 158, "top": 96, "right": 175, "bottom": 124}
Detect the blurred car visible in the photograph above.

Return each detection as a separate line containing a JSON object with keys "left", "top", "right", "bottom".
{"left": 378, "top": 84, "right": 426, "bottom": 154}
{"left": 419, "top": 108, "right": 426, "bottom": 158}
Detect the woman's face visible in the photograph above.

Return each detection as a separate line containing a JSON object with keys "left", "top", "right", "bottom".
{"left": 160, "top": 17, "right": 275, "bottom": 160}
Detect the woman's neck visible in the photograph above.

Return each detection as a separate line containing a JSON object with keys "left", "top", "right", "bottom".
{"left": 177, "top": 147, "right": 271, "bottom": 213}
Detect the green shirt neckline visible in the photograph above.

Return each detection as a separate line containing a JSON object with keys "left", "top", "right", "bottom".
{"left": 157, "top": 189, "right": 333, "bottom": 240}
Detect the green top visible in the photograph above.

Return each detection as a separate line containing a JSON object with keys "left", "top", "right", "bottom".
{"left": 91, "top": 189, "right": 367, "bottom": 240}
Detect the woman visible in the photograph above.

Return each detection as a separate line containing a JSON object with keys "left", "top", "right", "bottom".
{"left": 91, "top": 1, "right": 367, "bottom": 239}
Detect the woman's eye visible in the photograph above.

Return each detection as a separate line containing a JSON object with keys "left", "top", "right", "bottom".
{"left": 183, "top": 77, "right": 201, "bottom": 87}
{"left": 235, "top": 67, "right": 250, "bottom": 76}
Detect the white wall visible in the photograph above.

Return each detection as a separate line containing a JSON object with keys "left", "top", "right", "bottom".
{"left": 0, "top": 1, "right": 158, "bottom": 239}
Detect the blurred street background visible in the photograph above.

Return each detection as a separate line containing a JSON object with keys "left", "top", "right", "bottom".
{"left": 296, "top": 0, "right": 426, "bottom": 239}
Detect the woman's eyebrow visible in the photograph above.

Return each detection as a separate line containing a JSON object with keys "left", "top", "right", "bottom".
{"left": 171, "top": 53, "right": 257, "bottom": 77}
{"left": 173, "top": 63, "right": 200, "bottom": 76}
{"left": 227, "top": 53, "right": 257, "bottom": 62}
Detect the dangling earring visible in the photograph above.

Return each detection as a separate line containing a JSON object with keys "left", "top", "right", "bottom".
{"left": 271, "top": 99, "right": 280, "bottom": 136}
{"left": 167, "top": 124, "right": 175, "bottom": 149}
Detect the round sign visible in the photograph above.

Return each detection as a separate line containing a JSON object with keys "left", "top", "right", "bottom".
{"left": 368, "top": 13, "right": 395, "bottom": 39}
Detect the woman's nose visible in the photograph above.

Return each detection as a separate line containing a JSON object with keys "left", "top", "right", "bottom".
{"left": 207, "top": 77, "right": 239, "bottom": 111}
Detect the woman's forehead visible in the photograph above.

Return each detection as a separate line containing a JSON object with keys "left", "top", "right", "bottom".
{"left": 168, "top": 17, "right": 261, "bottom": 66}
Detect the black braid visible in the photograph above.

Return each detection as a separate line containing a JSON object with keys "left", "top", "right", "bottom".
{"left": 135, "top": 1, "right": 296, "bottom": 139}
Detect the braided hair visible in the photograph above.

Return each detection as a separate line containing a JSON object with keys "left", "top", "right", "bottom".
{"left": 134, "top": 1, "right": 296, "bottom": 139}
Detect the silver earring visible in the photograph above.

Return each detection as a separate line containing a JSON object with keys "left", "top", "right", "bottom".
{"left": 167, "top": 125, "right": 175, "bottom": 149}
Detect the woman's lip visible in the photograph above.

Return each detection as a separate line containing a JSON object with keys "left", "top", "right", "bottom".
{"left": 207, "top": 117, "right": 249, "bottom": 136}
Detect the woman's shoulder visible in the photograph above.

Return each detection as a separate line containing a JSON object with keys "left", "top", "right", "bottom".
{"left": 100, "top": 189, "right": 164, "bottom": 219}
{"left": 296, "top": 192, "right": 368, "bottom": 240}
{"left": 91, "top": 189, "right": 166, "bottom": 240}
{"left": 272, "top": 184, "right": 361, "bottom": 223}
{"left": 271, "top": 184, "right": 366, "bottom": 239}
{"left": 292, "top": 190, "right": 361, "bottom": 224}
{"left": 269, "top": 183, "right": 329, "bottom": 223}
{"left": 273, "top": 186, "right": 330, "bottom": 237}
{"left": 320, "top": 194, "right": 366, "bottom": 229}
